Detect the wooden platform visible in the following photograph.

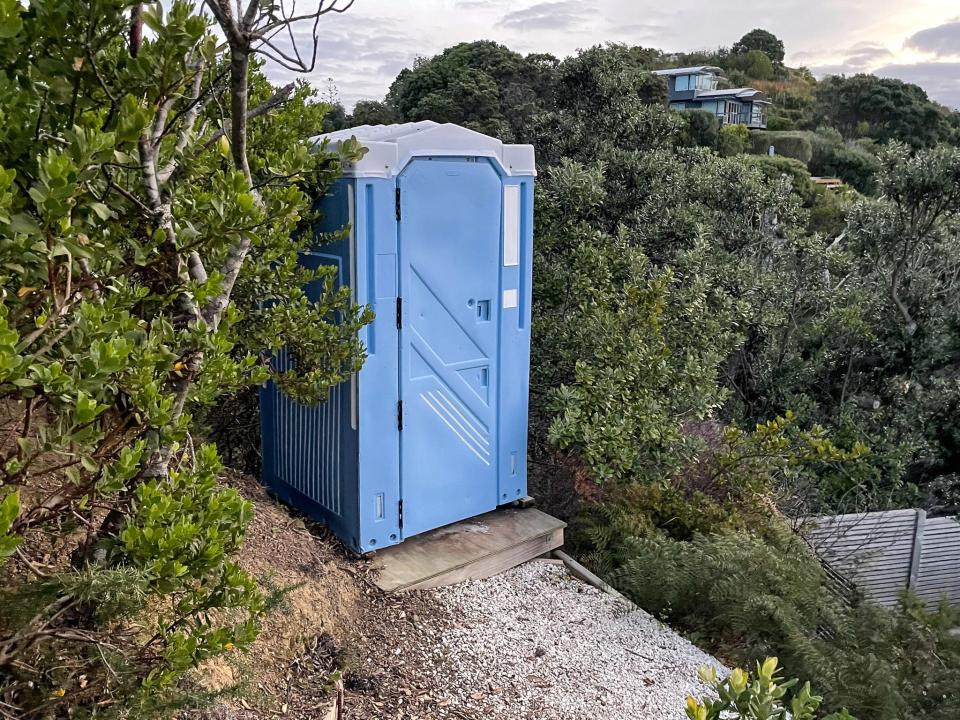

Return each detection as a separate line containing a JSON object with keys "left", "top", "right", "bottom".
{"left": 371, "top": 508, "right": 566, "bottom": 593}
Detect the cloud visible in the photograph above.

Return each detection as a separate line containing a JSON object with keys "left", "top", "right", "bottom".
{"left": 842, "top": 43, "right": 894, "bottom": 69}
{"left": 804, "top": 40, "right": 893, "bottom": 77}
{"left": 609, "top": 22, "right": 666, "bottom": 40}
{"left": 874, "top": 61, "right": 960, "bottom": 108}
{"left": 265, "top": 14, "right": 422, "bottom": 107}
{"left": 905, "top": 19, "right": 960, "bottom": 58}
{"left": 497, "top": 1, "right": 589, "bottom": 32}
{"left": 454, "top": 0, "right": 510, "bottom": 7}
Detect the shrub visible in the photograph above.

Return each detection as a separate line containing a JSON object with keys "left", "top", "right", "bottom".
{"left": 687, "top": 658, "right": 855, "bottom": 720}
{"left": 543, "top": 240, "right": 741, "bottom": 484}
{"left": 684, "top": 110, "right": 721, "bottom": 148}
{"left": 0, "top": 0, "right": 370, "bottom": 714}
{"left": 749, "top": 131, "right": 814, "bottom": 164}
{"left": 718, "top": 124, "right": 750, "bottom": 156}
{"left": 809, "top": 140, "right": 880, "bottom": 194}
{"left": 742, "top": 50, "right": 775, "bottom": 81}
{"left": 611, "top": 527, "right": 960, "bottom": 719}
{"left": 744, "top": 156, "right": 816, "bottom": 204}
{"left": 766, "top": 116, "right": 795, "bottom": 131}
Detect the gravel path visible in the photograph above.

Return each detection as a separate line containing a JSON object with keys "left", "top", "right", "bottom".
{"left": 421, "top": 560, "right": 726, "bottom": 720}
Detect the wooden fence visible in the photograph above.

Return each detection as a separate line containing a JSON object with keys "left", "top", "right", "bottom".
{"left": 803, "top": 509, "right": 960, "bottom": 608}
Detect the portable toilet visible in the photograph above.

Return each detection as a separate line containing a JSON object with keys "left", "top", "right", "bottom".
{"left": 260, "top": 121, "right": 536, "bottom": 554}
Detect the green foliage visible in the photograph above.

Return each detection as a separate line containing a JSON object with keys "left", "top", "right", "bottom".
{"left": 612, "top": 527, "right": 960, "bottom": 719}
{"left": 534, "top": 44, "right": 673, "bottom": 164}
{"left": 114, "top": 446, "right": 262, "bottom": 694}
{"left": 688, "top": 659, "right": 854, "bottom": 720}
{"left": 766, "top": 116, "right": 795, "bottom": 131}
{"left": 349, "top": 99, "right": 398, "bottom": 126}
{"left": 0, "top": 0, "right": 370, "bottom": 714}
{"left": 741, "top": 50, "right": 775, "bottom": 81}
{"left": 749, "top": 131, "right": 814, "bottom": 163}
{"left": 808, "top": 133, "right": 881, "bottom": 193}
{"left": 718, "top": 124, "right": 750, "bottom": 157}
{"left": 544, "top": 241, "right": 738, "bottom": 484}
{"left": 716, "top": 412, "right": 870, "bottom": 495}
{"left": 732, "top": 29, "right": 785, "bottom": 64}
{"left": 811, "top": 74, "right": 951, "bottom": 147}
{"left": 375, "top": 32, "right": 960, "bottom": 720}
{"left": 0, "top": 490, "right": 20, "bottom": 561}
{"left": 744, "top": 155, "right": 817, "bottom": 203}
{"left": 386, "top": 40, "right": 557, "bottom": 141}
{"left": 684, "top": 110, "right": 720, "bottom": 148}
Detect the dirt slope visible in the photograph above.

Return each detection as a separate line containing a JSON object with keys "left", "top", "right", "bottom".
{"left": 194, "top": 474, "right": 482, "bottom": 720}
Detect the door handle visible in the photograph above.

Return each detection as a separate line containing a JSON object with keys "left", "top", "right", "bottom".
{"left": 475, "top": 299, "right": 491, "bottom": 321}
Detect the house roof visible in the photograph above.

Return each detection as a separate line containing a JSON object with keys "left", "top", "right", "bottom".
{"left": 695, "top": 88, "right": 771, "bottom": 103}
{"left": 652, "top": 65, "right": 723, "bottom": 77}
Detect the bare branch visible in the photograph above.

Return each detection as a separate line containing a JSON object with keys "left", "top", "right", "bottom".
{"left": 157, "top": 66, "right": 207, "bottom": 185}
{"left": 200, "top": 82, "right": 295, "bottom": 152}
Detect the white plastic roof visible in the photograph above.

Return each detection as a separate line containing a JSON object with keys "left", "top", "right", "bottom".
{"left": 312, "top": 121, "right": 536, "bottom": 178}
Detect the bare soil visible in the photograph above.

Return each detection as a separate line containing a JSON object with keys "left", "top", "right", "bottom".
{"left": 192, "top": 473, "right": 484, "bottom": 720}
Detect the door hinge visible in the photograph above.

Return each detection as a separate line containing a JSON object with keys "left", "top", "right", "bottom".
{"left": 395, "top": 187, "right": 401, "bottom": 221}
{"left": 397, "top": 400, "right": 403, "bottom": 431}
{"left": 396, "top": 297, "right": 402, "bottom": 329}
{"left": 398, "top": 500, "right": 404, "bottom": 529}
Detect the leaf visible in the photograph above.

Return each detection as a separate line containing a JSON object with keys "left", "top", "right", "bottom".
{"left": 0, "top": 0, "right": 23, "bottom": 39}
{"left": 90, "top": 202, "right": 112, "bottom": 220}
{"left": 10, "top": 212, "right": 41, "bottom": 236}
{"left": 0, "top": 491, "right": 19, "bottom": 532}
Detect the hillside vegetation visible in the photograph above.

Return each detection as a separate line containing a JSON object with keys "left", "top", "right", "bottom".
{"left": 340, "top": 32, "right": 960, "bottom": 720}
{"left": 2, "top": 6, "right": 960, "bottom": 718}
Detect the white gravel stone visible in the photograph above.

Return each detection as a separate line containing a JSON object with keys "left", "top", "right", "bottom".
{"left": 425, "top": 560, "right": 726, "bottom": 719}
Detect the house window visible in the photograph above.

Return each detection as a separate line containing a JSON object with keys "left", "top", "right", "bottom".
{"left": 695, "top": 74, "right": 718, "bottom": 91}
{"left": 726, "top": 101, "right": 742, "bottom": 123}
{"left": 675, "top": 75, "right": 690, "bottom": 91}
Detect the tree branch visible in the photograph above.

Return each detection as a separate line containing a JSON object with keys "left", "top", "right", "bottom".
{"left": 200, "top": 82, "right": 295, "bottom": 152}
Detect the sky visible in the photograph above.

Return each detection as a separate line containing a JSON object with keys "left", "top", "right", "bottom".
{"left": 264, "top": 0, "right": 960, "bottom": 110}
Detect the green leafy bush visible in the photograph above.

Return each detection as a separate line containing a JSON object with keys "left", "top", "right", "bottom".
{"left": 740, "top": 50, "right": 775, "bottom": 81}
{"left": 0, "top": 0, "right": 370, "bottom": 714}
{"left": 765, "top": 116, "right": 795, "bottom": 131}
{"left": 718, "top": 124, "right": 750, "bottom": 156}
{"left": 809, "top": 138, "right": 880, "bottom": 193}
{"left": 744, "top": 155, "right": 817, "bottom": 203}
{"left": 683, "top": 110, "right": 721, "bottom": 148}
{"left": 688, "top": 658, "right": 854, "bottom": 720}
{"left": 749, "top": 131, "right": 814, "bottom": 163}
{"left": 611, "top": 527, "right": 960, "bottom": 719}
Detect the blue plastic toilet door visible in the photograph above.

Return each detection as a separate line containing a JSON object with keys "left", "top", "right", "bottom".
{"left": 397, "top": 157, "right": 502, "bottom": 537}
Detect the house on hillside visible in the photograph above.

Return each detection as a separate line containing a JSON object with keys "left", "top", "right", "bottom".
{"left": 653, "top": 66, "right": 770, "bottom": 129}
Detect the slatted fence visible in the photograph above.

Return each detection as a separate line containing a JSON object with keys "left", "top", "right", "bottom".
{"left": 803, "top": 509, "right": 960, "bottom": 608}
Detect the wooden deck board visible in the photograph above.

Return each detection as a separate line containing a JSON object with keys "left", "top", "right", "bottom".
{"left": 371, "top": 508, "right": 566, "bottom": 593}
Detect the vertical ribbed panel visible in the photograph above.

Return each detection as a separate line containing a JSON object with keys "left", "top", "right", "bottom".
{"left": 268, "top": 349, "right": 342, "bottom": 516}
{"left": 915, "top": 516, "right": 960, "bottom": 606}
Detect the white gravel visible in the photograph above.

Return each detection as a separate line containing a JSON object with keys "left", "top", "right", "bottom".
{"left": 423, "top": 560, "right": 726, "bottom": 720}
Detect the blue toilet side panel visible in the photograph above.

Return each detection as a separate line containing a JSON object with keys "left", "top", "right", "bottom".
{"left": 497, "top": 176, "right": 535, "bottom": 503}
{"left": 260, "top": 179, "right": 361, "bottom": 549}
{"left": 354, "top": 178, "right": 403, "bottom": 552}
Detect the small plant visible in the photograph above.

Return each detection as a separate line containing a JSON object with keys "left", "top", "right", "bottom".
{"left": 687, "top": 657, "right": 855, "bottom": 720}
